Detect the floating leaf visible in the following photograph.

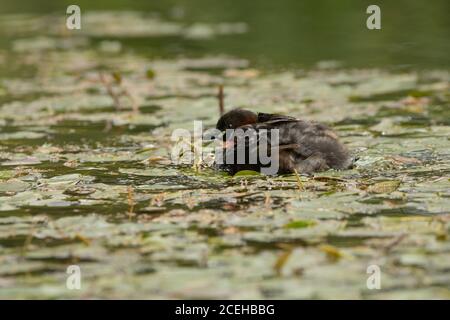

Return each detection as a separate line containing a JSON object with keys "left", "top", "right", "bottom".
{"left": 319, "top": 245, "right": 343, "bottom": 262}
{"left": 284, "top": 220, "right": 317, "bottom": 229}
{"left": 367, "top": 180, "right": 401, "bottom": 194}
{"left": 0, "top": 180, "right": 30, "bottom": 193}
{"left": 273, "top": 248, "right": 293, "bottom": 276}
{"left": 233, "top": 170, "right": 260, "bottom": 177}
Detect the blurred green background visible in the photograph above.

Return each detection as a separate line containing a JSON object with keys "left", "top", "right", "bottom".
{"left": 1, "top": 0, "right": 449, "bottom": 69}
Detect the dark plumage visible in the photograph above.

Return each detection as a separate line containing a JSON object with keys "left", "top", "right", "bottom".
{"left": 216, "top": 109, "right": 257, "bottom": 131}
{"left": 215, "top": 109, "right": 353, "bottom": 175}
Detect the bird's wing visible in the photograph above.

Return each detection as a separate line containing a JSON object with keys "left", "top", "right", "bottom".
{"left": 257, "top": 112, "right": 298, "bottom": 124}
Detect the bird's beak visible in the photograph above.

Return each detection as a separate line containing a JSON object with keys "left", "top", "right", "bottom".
{"left": 222, "top": 140, "right": 235, "bottom": 149}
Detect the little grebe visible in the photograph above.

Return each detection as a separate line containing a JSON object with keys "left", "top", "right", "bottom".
{"left": 215, "top": 109, "right": 353, "bottom": 175}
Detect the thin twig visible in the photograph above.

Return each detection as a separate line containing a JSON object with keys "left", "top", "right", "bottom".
{"left": 103, "top": 119, "right": 113, "bottom": 132}
{"left": 293, "top": 168, "right": 304, "bottom": 191}
{"left": 99, "top": 72, "right": 122, "bottom": 110}
{"left": 382, "top": 233, "right": 407, "bottom": 253}
{"left": 21, "top": 219, "right": 38, "bottom": 258}
{"left": 122, "top": 88, "right": 139, "bottom": 114}
{"left": 273, "top": 244, "right": 293, "bottom": 276}
{"left": 127, "top": 185, "right": 135, "bottom": 219}
{"left": 217, "top": 85, "right": 224, "bottom": 116}
{"left": 264, "top": 192, "right": 272, "bottom": 208}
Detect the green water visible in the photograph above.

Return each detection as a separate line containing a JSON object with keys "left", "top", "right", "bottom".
{"left": 0, "top": 0, "right": 449, "bottom": 299}
{"left": 1, "top": 0, "right": 449, "bottom": 69}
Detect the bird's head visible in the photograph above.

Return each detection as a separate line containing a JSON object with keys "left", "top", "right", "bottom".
{"left": 216, "top": 109, "right": 258, "bottom": 132}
